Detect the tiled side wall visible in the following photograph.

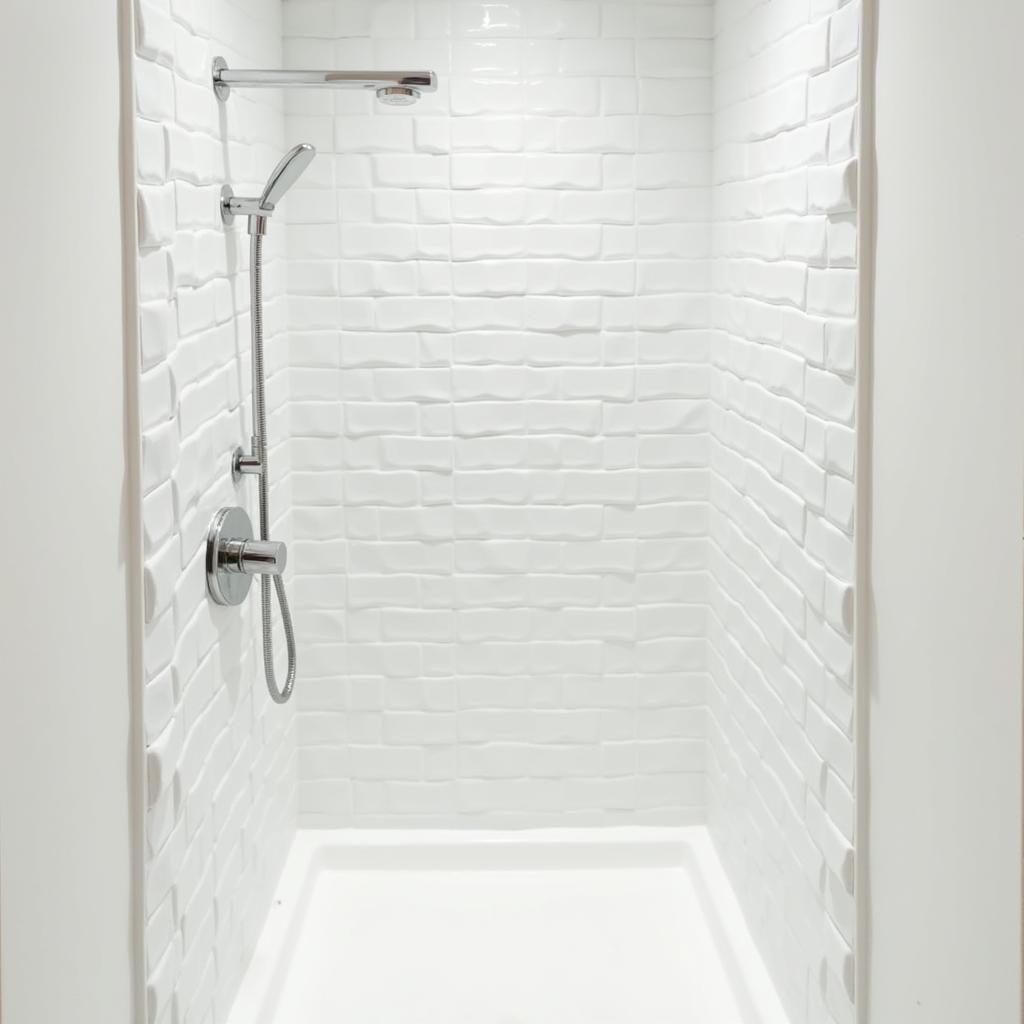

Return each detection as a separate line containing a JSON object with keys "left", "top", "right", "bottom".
{"left": 281, "top": 0, "right": 715, "bottom": 827}
{"left": 134, "top": 1, "right": 297, "bottom": 1021}
{"left": 707, "top": 1, "right": 858, "bottom": 1022}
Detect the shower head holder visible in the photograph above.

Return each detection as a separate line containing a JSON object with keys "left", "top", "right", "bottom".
{"left": 221, "top": 143, "right": 317, "bottom": 235}
{"left": 220, "top": 185, "right": 271, "bottom": 227}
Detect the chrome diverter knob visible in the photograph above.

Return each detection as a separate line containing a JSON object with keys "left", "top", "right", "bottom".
{"left": 219, "top": 537, "right": 287, "bottom": 576}
{"left": 207, "top": 506, "right": 287, "bottom": 606}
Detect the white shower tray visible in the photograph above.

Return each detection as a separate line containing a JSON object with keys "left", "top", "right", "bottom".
{"left": 227, "top": 827, "right": 790, "bottom": 1024}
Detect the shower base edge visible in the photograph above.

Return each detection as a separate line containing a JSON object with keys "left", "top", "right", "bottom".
{"left": 227, "top": 826, "right": 790, "bottom": 1024}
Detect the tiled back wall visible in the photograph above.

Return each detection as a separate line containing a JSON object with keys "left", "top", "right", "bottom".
{"left": 281, "top": 0, "right": 716, "bottom": 826}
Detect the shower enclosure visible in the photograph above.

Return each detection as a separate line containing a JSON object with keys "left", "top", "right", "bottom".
{"left": 135, "top": 1, "right": 859, "bottom": 1021}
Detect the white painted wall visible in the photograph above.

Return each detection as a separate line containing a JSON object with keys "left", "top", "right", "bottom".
{"left": 867, "top": 0, "right": 1023, "bottom": 1019}
{"left": 0, "top": 3, "right": 138, "bottom": 1024}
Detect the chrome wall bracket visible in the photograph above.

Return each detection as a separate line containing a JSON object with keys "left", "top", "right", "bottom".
{"left": 219, "top": 184, "right": 238, "bottom": 226}
{"left": 220, "top": 186, "right": 270, "bottom": 236}
{"left": 212, "top": 57, "right": 231, "bottom": 101}
{"left": 207, "top": 506, "right": 287, "bottom": 606}
{"left": 232, "top": 443, "right": 263, "bottom": 480}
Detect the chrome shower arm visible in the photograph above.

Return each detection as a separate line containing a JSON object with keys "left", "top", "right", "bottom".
{"left": 212, "top": 58, "right": 437, "bottom": 100}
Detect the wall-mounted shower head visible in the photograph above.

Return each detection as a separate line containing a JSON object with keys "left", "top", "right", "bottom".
{"left": 376, "top": 86, "right": 421, "bottom": 106}
{"left": 221, "top": 143, "right": 317, "bottom": 235}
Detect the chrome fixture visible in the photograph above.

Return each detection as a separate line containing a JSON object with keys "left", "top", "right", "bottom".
{"left": 212, "top": 57, "right": 437, "bottom": 104}
{"left": 207, "top": 144, "right": 315, "bottom": 704}
{"left": 376, "top": 86, "right": 421, "bottom": 107}
{"left": 221, "top": 142, "right": 316, "bottom": 238}
{"left": 207, "top": 507, "right": 286, "bottom": 607}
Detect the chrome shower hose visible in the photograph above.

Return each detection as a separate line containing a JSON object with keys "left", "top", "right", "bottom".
{"left": 250, "top": 230, "right": 297, "bottom": 704}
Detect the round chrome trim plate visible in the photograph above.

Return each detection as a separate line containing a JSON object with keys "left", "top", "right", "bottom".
{"left": 207, "top": 506, "right": 254, "bottom": 606}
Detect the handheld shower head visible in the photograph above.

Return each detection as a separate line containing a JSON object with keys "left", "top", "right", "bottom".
{"left": 260, "top": 143, "right": 316, "bottom": 210}
{"left": 221, "top": 143, "right": 317, "bottom": 234}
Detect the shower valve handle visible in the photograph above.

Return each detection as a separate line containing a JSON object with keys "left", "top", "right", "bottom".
{"left": 207, "top": 506, "right": 287, "bottom": 606}
{"left": 221, "top": 537, "right": 287, "bottom": 576}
